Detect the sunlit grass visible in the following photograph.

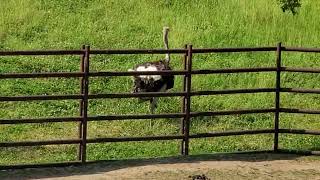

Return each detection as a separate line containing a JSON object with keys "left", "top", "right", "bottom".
{"left": 1, "top": 0, "right": 320, "bottom": 165}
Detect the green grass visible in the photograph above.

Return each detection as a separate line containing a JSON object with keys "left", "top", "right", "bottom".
{"left": 1, "top": 0, "right": 320, "bottom": 165}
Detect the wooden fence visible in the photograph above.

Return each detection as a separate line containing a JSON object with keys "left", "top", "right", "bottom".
{"left": 1, "top": 43, "right": 320, "bottom": 169}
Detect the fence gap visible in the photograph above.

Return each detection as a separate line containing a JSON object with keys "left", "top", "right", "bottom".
{"left": 180, "top": 44, "right": 188, "bottom": 155}
{"left": 274, "top": 42, "right": 282, "bottom": 152}
{"left": 80, "top": 45, "right": 90, "bottom": 163}
{"left": 183, "top": 44, "right": 193, "bottom": 155}
{"left": 78, "top": 45, "right": 85, "bottom": 161}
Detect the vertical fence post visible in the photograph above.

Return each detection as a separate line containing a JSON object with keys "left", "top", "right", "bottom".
{"left": 180, "top": 44, "right": 188, "bottom": 155}
{"left": 183, "top": 44, "right": 192, "bottom": 155}
{"left": 80, "top": 45, "right": 90, "bottom": 163}
{"left": 274, "top": 42, "right": 282, "bottom": 152}
{"left": 78, "top": 45, "right": 85, "bottom": 161}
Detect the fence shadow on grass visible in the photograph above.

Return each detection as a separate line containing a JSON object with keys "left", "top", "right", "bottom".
{"left": 0, "top": 151, "right": 311, "bottom": 180}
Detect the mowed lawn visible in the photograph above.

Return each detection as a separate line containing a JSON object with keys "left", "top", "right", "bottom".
{"left": 1, "top": 0, "right": 320, "bottom": 165}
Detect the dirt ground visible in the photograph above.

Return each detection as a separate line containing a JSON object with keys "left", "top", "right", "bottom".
{"left": 2, "top": 153, "right": 320, "bottom": 180}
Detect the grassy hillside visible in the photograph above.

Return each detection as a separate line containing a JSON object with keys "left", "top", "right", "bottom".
{"left": 1, "top": 0, "right": 320, "bottom": 165}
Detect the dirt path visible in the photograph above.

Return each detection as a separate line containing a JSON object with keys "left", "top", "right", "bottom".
{"left": 2, "top": 153, "right": 320, "bottom": 180}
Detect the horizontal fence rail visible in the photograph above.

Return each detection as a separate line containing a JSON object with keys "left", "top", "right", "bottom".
{"left": 3, "top": 127, "right": 320, "bottom": 148}
{"left": 281, "top": 88, "right": 320, "bottom": 94}
{"left": 0, "top": 117, "right": 82, "bottom": 124}
{"left": 87, "top": 135, "right": 185, "bottom": 143}
{"left": 190, "top": 88, "right": 276, "bottom": 96}
{"left": 89, "top": 70, "right": 188, "bottom": 76}
{"left": 87, "top": 113, "right": 186, "bottom": 121}
{"left": 192, "top": 47, "right": 277, "bottom": 53}
{"left": 190, "top": 108, "right": 276, "bottom": 117}
{"left": 1, "top": 44, "right": 320, "bottom": 169}
{"left": 0, "top": 139, "right": 82, "bottom": 147}
{"left": 90, "top": 49, "right": 187, "bottom": 54}
{"left": 88, "top": 92, "right": 187, "bottom": 99}
{"left": 0, "top": 94, "right": 83, "bottom": 101}
{"left": 280, "top": 108, "right": 320, "bottom": 114}
{"left": 282, "top": 67, "right": 320, "bottom": 73}
{"left": 1, "top": 46, "right": 320, "bottom": 56}
{"left": 190, "top": 67, "right": 277, "bottom": 74}
{"left": 283, "top": 47, "right": 320, "bottom": 53}
{"left": 0, "top": 72, "right": 84, "bottom": 79}
{"left": 189, "top": 129, "right": 275, "bottom": 138}
{"left": 279, "top": 129, "right": 320, "bottom": 135}
{"left": 0, "top": 50, "right": 84, "bottom": 56}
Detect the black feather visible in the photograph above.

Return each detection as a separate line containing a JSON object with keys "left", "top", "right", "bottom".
{"left": 131, "top": 60, "right": 174, "bottom": 101}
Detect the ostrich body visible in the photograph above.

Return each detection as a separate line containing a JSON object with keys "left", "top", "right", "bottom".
{"left": 129, "top": 27, "right": 174, "bottom": 114}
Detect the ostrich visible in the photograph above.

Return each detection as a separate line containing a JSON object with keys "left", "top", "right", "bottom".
{"left": 128, "top": 27, "right": 174, "bottom": 114}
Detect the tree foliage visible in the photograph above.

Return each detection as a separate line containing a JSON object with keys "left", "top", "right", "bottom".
{"left": 279, "top": 0, "right": 302, "bottom": 15}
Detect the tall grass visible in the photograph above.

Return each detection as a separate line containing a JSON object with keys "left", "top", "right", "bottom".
{"left": 1, "top": 0, "right": 320, "bottom": 165}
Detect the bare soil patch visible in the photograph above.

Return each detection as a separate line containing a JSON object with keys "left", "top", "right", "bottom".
{"left": 2, "top": 153, "right": 320, "bottom": 180}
